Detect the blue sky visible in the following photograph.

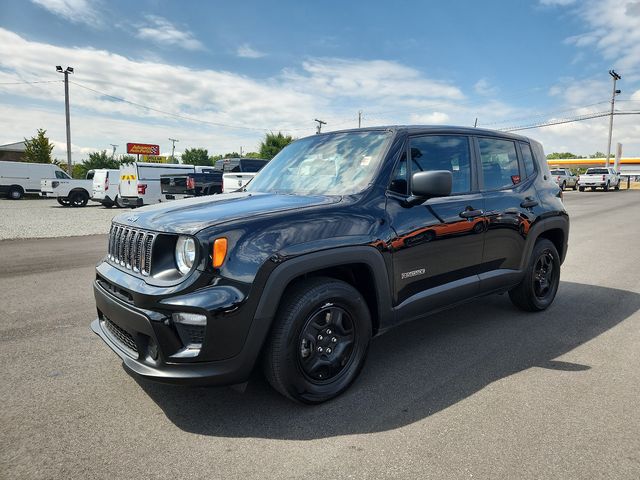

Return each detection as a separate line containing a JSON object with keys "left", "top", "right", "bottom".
{"left": 1, "top": 0, "right": 639, "bottom": 159}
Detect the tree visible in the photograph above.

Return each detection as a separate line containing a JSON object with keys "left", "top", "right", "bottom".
{"left": 74, "top": 150, "right": 121, "bottom": 178}
{"left": 120, "top": 155, "right": 136, "bottom": 164}
{"left": 259, "top": 132, "right": 294, "bottom": 160}
{"left": 244, "top": 151, "right": 262, "bottom": 158}
{"left": 546, "top": 152, "right": 578, "bottom": 160}
{"left": 589, "top": 152, "right": 607, "bottom": 158}
{"left": 181, "top": 148, "right": 212, "bottom": 166}
{"left": 23, "top": 129, "right": 54, "bottom": 163}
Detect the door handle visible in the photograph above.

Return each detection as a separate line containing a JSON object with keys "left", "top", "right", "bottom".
{"left": 520, "top": 198, "right": 539, "bottom": 209}
{"left": 459, "top": 209, "right": 484, "bottom": 219}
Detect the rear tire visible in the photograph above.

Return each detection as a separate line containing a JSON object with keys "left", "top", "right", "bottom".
{"left": 263, "top": 277, "right": 372, "bottom": 404}
{"left": 572, "top": 182, "right": 577, "bottom": 191}
{"left": 578, "top": 186, "right": 585, "bottom": 192}
{"left": 70, "top": 191, "right": 89, "bottom": 207}
{"left": 115, "top": 196, "right": 125, "bottom": 208}
{"left": 509, "top": 238, "right": 560, "bottom": 312}
{"left": 561, "top": 181, "right": 566, "bottom": 191}
{"left": 57, "top": 197, "right": 70, "bottom": 206}
{"left": 604, "top": 181, "right": 610, "bottom": 192}
{"left": 8, "top": 186, "right": 23, "bottom": 200}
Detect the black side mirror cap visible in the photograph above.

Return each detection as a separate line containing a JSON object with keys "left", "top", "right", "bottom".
{"left": 405, "top": 170, "right": 452, "bottom": 206}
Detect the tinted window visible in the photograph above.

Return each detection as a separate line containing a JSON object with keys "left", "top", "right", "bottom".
{"left": 240, "top": 159, "right": 267, "bottom": 173}
{"left": 550, "top": 170, "right": 564, "bottom": 175}
{"left": 586, "top": 168, "right": 608, "bottom": 174}
{"left": 55, "top": 170, "right": 69, "bottom": 179}
{"left": 409, "top": 135, "right": 471, "bottom": 194}
{"left": 223, "top": 160, "right": 240, "bottom": 172}
{"left": 520, "top": 143, "right": 536, "bottom": 178}
{"left": 388, "top": 152, "right": 408, "bottom": 195}
{"left": 479, "top": 138, "right": 520, "bottom": 190}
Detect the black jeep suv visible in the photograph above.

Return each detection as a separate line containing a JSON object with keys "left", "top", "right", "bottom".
{"left": 91, "top": 126, "right": 568, "bottom": 403}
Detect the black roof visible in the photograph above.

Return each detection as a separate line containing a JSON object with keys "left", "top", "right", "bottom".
{"left": 326, "top": 125, "right": 532, "bottom": 143}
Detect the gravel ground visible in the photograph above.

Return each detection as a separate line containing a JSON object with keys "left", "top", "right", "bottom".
{"left": 0, "top": 198, "right": 132, "bottom": 240}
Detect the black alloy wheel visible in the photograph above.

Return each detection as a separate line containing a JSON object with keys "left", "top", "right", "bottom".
{"left": 57, "top": 197, "right": 70, "bottom": 206}
{"left": 509, "top": 238, "right": 560, "bottom": 311}
{"left": 70, "top": 191, "right": 89, "bottom": 207}
{"left": 263, "top": 277, "right": 372, "bottom": 404}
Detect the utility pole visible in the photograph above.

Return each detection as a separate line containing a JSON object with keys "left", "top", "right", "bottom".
{"left": 56, "top": 66, "right": 74, "bottom": 174}
{"left": 606, "top": 69, "right": 622, "bottom": 168}
{"left": 110, "top": 144, "right": 118, "bottom": 158}
{"left": 240, "top": 146, "right": 243, "bottom": 156}
{"left": 314, "top": 118, "right": 327, "bottom": 134}
{"left": 168, "top": 138, "right": 179, "bottom": 163}
{"left": 358, "top": 110, "right": 362, "bottom": 128}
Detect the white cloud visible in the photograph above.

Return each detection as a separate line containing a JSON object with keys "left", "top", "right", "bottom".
{"left": 30, "top": 0, "right": 101, "bottom": 27}
{"left": 236, "top": 44, "right": 266, "bottom": 59}
{"left": 474, "top": 78, "right": 498, "bottom": 96}
{"left": 135, "top": 15, "right": 204, "bottom": 51}
{"left": 285, "top": 58, "right": 464, "bottom": 100}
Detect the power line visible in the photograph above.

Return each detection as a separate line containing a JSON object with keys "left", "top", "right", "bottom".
{"left": 500, "top": 110, "right": 639, "bottom": 132}
{"left": 0, "top": 80, "right": 60, "bottom": 85}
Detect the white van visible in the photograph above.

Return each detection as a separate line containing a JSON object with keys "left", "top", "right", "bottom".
{"left": 91, "top": 169, "right": 123, "bottom": 208}
{"left": 0, "top": 161, "right": 70, "bottom": 199}
{"left": 119, "top": 162, "right": 194, "bottom": 207}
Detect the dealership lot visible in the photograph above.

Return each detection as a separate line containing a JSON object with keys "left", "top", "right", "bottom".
{"left": 0, "top": 199, "right": 131, "bottom": 240}
{"left": 1, "top": 191, "right": 639, "bottom": 479}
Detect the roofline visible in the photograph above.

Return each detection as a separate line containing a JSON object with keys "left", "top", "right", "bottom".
{"left": 317, "top": 125, "right": 532, "bottom": 142}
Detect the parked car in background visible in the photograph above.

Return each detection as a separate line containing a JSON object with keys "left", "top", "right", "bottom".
{"left": 550, "top": 168, "right": 578, "bottom": 191}
{"left": 119, "top": 162, "right": 194, "bottom": 207}
{"left": 161, "top": 166, "right": 222, "bottom": 200}
{"left": 578, "top": 167, "right": 620, "bottom": 191}
{"left": 92, "top": 169, "right": 123, "bottom": 208}
{"left": 0, "top": 161, "right": 70, "bottom": 199}
{"left": 40, "top": 170, "right": 95, "bottom": 207}
{"left": 220, "top": 158, "right": 268, "bottom": 192}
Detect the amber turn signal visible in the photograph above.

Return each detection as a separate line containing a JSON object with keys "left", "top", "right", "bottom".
{"left": 212, "top": 238, "right": 228, "bottom": 268}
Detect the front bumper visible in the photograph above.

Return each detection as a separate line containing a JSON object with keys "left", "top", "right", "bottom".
{"left": 91, "top": 278, "right": 263, "bottom": 386}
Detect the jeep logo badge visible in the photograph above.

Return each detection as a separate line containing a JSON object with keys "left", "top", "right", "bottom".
{"left": 127, "top": 215, "right": 139, "bottom": 222}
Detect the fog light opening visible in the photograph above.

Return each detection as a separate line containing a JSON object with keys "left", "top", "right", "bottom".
{"left": 147, "top": 338, "right": 159, "bottom": 360}
{"left": 172, "top": 312, "right": 207, "bottom": 356}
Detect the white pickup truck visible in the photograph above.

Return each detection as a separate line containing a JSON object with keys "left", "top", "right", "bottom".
{"left": 220, "top": 158, "right": 268, "bottom": 193}
{"left": 40, "top": 170, "right": 95, "bottom": 207}
{"left": 578, "top": 167, "right": 620, "bottom": 192}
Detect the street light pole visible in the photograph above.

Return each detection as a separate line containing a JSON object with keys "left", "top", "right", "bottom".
{"left": 606, "top": 69, "right": 621, "bottom": 168}
{"left": 314, "top": 118, "right": 327, "bottom": 134}
{"left": 168, "top": 138, "right": 179, "bottom": 163}
{"left": 56, "top": 66, "right": 74, "bottom": 174}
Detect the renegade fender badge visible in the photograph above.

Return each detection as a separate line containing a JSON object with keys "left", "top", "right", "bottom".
{"left": 401, "top": 268, "right": 426, "bottom": 279}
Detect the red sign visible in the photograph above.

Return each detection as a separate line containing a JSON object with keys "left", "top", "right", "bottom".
{"left": 127, "top": 143, "right": 160, "bottom": 155}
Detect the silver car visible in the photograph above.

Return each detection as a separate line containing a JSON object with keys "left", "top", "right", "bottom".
{"left": 550, "top": 168, "right": 578, "bottom": 191}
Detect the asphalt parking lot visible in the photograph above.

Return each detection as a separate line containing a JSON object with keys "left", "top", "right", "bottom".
{"left": 1, "top": 190, "right": 639, "bottom": 479}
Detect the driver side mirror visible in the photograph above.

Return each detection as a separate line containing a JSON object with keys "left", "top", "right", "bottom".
{"left": 406, "top": 170, "right": 452, "bottom": 206}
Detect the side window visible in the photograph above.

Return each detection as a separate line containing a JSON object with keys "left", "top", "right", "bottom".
{"left": 519, "top": 142, "right": 536, "bottom": 178}
{"left": 478, "top": 138, "right": 520, "bottom": 190}
{"left": 55, "top": 170, "right": 69, "bottom": 179}
{"left": 388, "top": 152, "right": 408, "bottom": 195}
{"left": 409, "top": 135, "right": 471, "bottom": 194}
{"left": 241, "top": 160, "right": 267, "bottom": 172}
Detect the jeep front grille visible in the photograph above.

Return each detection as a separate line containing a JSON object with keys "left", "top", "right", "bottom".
{"left": 108, "top": 224, "right": 155, "bottom": 276}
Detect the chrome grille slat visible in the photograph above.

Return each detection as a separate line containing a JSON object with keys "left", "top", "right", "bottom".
{"left": 107, "top": 224, "right": 154, "bottom": 276}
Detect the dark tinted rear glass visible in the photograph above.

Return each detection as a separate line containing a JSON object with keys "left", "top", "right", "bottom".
{"left": 586, "top": 168, "right": 608, "bottom": 174}
{"left": 240, "top": 159, "right": 267, "bottom": 172}
{"left": 520, "top": 143, "right": 536, "bottom": 177}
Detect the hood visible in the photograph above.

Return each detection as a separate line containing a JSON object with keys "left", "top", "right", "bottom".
{"left": 112, "top": 192, "right": 341, "bottom": 234}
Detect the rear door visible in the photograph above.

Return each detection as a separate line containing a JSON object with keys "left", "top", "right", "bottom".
{"left": 119, "top": 163, "right": 139, "bottom": 198}
{"left": 387, "top": 134, "right": 485, "bottom": 320}
{"left": 477, "top": 137, "right": 540, "bottom": 287}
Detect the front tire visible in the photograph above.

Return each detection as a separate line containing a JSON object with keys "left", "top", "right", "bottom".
{"left": 8, "top": 186, "right": 23, "bottom": 200}
{"left": 561, "top": 181, "right": 566, "bottom": 191}
{"left": 572, "top": 182, "right": 577, "bottom": 191}
{"left": 263, "top": 277, "right": 372, "bottom": 404}
{"left": 57, "top": 197, "right": 71, "bottom": 206}
{"left": 509, "top": 238, "right": 560, "bottom": 312}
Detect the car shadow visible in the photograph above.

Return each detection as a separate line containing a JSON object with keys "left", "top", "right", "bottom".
{"left": 132, "top": 281, "right": 639, "bottom": 440}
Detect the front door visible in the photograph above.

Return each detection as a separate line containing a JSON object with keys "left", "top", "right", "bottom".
{"left": 386, "top": 134, "right": 485, "bottom": 322}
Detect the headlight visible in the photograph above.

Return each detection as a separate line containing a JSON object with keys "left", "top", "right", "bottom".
{"left": 175, "top": 236, "right": 196, "bottom": 275}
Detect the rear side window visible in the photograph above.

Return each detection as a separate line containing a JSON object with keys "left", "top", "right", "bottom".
{"left": 240, "top": 159, "right": 267, "bottom": 173}
{"left": 409, "top": 135, "right": 472, "bottom": 194}
{"left": 520, "top": 143, "right": 536, "bottom": 178}
{"left": 478, "top": 138, "right": 520, "bottom": 190}
{"left": 55, "top": 170, "right": 69, "bottom": 179}
{"left": 223, "top": 161, "right": 240, "bottom": 172}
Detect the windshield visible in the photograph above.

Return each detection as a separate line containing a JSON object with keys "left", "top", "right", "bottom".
{"left": 550, "top": 170, "right": 564, "bottom": 175}
{"left": 586, "top": 168, "right": 608, "bottom": 174}
{"left": 246, "top": 131, "right": 391, "bottom": 195}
